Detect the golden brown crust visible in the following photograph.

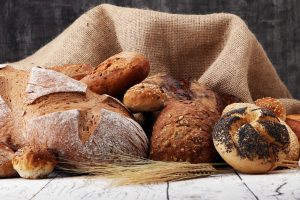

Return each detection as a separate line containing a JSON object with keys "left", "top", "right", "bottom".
{"left": 150, "top": 101, "right": 220, "bottom": 163}
{"left": 0, "top": 143, "right": 17, "bottom": 177}
{"left": 49, "top": 64, "right": 93, "bottom": 80}
{"left": 123, "top": 83, "right": 167, "bottom": 112}
{"left": 255, "top": 97, "right": 286, "bottom": 120}
{"left": 81, "top": 52, "right": 150, "bottom": 96}
{"left": 12, "top": 146, "right": 56, "bottom": 179}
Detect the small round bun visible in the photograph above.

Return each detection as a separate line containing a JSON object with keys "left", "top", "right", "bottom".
{"left": 255, "top": 97, "right": 286, "bottom": 120}
{"left": 124, "top": 83, "right": 167, "bottom": 112}
{"left": 213, "top": 104, "right": 298, "bottom": 174}
{"left": 0, "top": 143, "right": 17, "bottom": 177}
{"left": 81, "top": 52, "right": 150, "bottom": 96}
{"left": 12, "top": 146, "right": 57, "bottom": 179}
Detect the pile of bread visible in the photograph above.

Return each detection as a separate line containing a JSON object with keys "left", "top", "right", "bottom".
{"left": 0, "top": 52, "right": 299, "bottom": 179}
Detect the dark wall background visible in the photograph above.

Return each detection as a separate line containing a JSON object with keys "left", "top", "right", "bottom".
{"left": 0, "top": 0, "right": 299, "bottom": 99}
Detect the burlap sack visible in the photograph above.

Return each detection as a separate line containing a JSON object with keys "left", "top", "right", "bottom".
{"left": 10, "top": 4, "right": 300, "bottom": 114}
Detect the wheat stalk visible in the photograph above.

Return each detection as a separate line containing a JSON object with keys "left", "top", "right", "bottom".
{"left": 56, "top": 154, "right": 221, "bottom": 186}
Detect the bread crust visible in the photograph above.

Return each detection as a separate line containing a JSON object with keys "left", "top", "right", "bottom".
{"left": 49, "top": 64, "right": 93, "bottom": 80}
{"left": 255, "top": 97, "right": 286, "bottom": 120}
{"left": 81, "top": 52, "right": 150, "bottom": 96}
{"left": 0, "top": 143, "right": 17, "bottom": 177}
{"left": 150, "top": 100, "right": 219, "bottom": 163}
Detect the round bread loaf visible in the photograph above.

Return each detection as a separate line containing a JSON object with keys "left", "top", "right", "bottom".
{"left": 0, "top": 66, "right": 149, "bottom": 170}
{"left": 150, "top": 100, "right": 220, "bottom": 163}
{"left": 12, "top": 146, "right": 56, "bottom": 179}
{"left": 0, "top": 143, "right": 17, "bottom": 177}
{"left": 212, "top": 103, "right": 299, "bottom": 174}
{"left": 81, "top": 52, "right": 150, "bottom": 96}
{"left": 123, "top": 83, "right": 167, "bottom": 112}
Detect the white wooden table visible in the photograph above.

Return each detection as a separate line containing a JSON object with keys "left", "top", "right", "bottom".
{"left": 1, "top": 169, "right": 299, "bottom": 200}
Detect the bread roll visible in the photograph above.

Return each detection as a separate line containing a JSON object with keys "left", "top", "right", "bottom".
{"left": 212, "top": 103, "right": 299, "bottom": 173}
{"left": 12, "top": 146, "right": 56, "bottom": 179}
{"left": 150, "top": 101, "right": 219, "bottom": 163}
{"left": 255, "top": 97, "right": 286, "bottom": 120}
{"left": 0, "top": 143, "right": 17, "bottom": 177}
{"left": 123, "top": 83, "right": 167, "bottom": 112}
{"left": 49, "top": 64, "right": 93, "bottom": 80}
{"left": 0, "top": 66, "right": 149, "bottom": 168}
{"left": 81, "top": 52, "right": 150, "bottom": 96}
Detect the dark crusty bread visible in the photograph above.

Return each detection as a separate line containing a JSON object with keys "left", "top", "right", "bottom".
{"left": 81, "top": 52, "right": 150, "bottom": 96}
{"left": 212, "top": 103, "right": 299, "bottom": 173}
{"left": 0, "top": 66, "right": 149, "bottom": 169}
{"left": 12, "top": 146, "right": 56, "bottom": 179}
{"left": 0, "top": 143, "right": 17, "bottom": 177}
{"left": 49, "top": 64, "right": 94, "bottom": 80}
{"left": 150, "top": 100, "right": 220, "bottom": 163}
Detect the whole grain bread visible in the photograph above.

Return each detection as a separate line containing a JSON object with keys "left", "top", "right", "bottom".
{"left": 150, "top": 100, "right": 220, "bottom": 163}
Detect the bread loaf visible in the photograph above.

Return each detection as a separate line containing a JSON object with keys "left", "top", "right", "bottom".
{"left": 150, "top": 100, "right": 219, "bottom": 163}
{"left": 212, "top": 103, "right": 299, "bottom": 173}
{"left": 81, "top": 52, "right": 150, "bottom": 96}
{"left": 0, "top": 65, "right": 149, "bottom": 172}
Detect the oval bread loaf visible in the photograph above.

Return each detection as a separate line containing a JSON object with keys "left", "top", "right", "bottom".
{"left": 81, "top": 52, "right": 150, "bottom": 96}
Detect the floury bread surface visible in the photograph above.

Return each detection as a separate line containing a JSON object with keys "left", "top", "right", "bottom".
{"left": 0, "top": 66, "right": 149, "bottom": 166}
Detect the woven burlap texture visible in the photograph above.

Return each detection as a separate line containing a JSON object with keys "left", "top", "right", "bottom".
{"left": 10, "top": 4, "right": 300, "bottom": 113}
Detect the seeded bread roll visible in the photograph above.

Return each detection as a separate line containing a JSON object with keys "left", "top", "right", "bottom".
{"left": 255, "top": 97, "right": 286, "bottom": 120}
{"left": 124, "top": 83, "right": 167, "bottom": 112}
{"left": 212, "top": 103, "right": 299, "bottom": 174}
{"left": 0, "top": 65, "right": 149, "bottom": 170}
{"left": 81, "top": 52, "right": 150, "bottom": 96}
{"left": 0, "top": 143, "right": 17, "bottom": 177}
{"left": 49, "top": 64, "right": 94, "bottom": 80}
{"left": 150, "top": 100, "right": 220, "bottom": 163}
{"left": 12, "top": 146, "right": 56, "bottom": 179}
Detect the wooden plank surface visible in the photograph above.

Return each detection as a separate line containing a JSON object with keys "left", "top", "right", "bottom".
{"left": 168, "top": 169, "right": 257, "bottom": 200}
{"left": 1, "top": 170, "right": 300, "bottom": 200}
{"left": 30, "top": 176, "right": 167, "bottom": 200}
{"left": 237, "top": 169, "right": 300, "bottom": 200}
{"left": 0, "top": 176, "right": 55, "bottom": 200}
